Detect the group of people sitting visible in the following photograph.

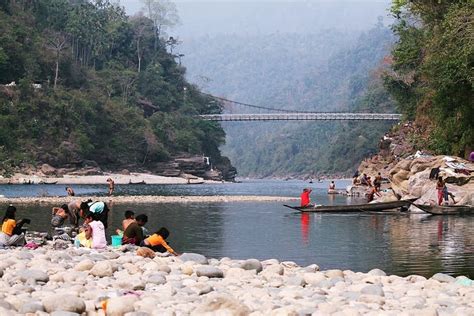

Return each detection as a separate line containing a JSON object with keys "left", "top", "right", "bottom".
{"left": 353, "top": 172, "right": 384, "bottom": 202}
{"left": 0, "top": 200, "right": 178, "bottom": 256}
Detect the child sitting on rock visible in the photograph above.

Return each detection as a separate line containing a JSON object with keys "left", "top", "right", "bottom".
{"left": 141, "top": 227, "right": 178, "bottom": 256}
{"left": 76, "top": 212, "right": 107, "bottom": 249}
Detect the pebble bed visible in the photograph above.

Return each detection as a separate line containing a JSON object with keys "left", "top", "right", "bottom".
{"left": 0, "top": 245, "right": 473, "bottom": 315}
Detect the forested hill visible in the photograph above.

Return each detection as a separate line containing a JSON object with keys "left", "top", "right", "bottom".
{"left": 384, "top": 1, "right": 473, "bottom": 157}
{"left": 0, "top": 1, "right": 232, "bottom": 178}
{"left": 181, "top": 25, "right": 396, "bottom": 177}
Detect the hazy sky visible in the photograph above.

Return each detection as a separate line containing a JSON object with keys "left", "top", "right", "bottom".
{"left": 119, "top": 0, "right": 392, "bottom": 37}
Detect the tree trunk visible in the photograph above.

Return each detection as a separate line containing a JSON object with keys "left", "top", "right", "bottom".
{"left": 137, "top": 38, "right": 141, "bottom": 73}
{"left": 54, "top": 55, "right": 59, "bottom": 90}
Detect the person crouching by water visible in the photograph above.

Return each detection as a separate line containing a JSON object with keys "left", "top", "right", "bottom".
{"left": 367, "top": 186, "right": 381, "bottom": 203}
{"left": 0, "top": 205, "right": 29, "bottom": 247}
{"left": 51, "top": 204, "right": 69, "bottom": 228}
{"left": 76, "top": 212, "right": 107, "bottom": 249}
{"left": 300, "top": 188, "right": 313, "bottom": 208}
{"left": 122, "top": 214, "right": 148, "bottom": 245}
{"left": 142, "top": 227, "right": 178, "bottom": 256}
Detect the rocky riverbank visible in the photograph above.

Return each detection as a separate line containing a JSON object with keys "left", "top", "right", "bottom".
{"left": 1, "top": 155, "right": 237, "bottom": 184}
{"left": 358, "top": 154, "right": 474, "bottom": 207}
{"left": 0, "top": 195, "right": 295, "bottom": 205}
{"left": 0, "top": 245, "right": 472, "bottom": 315}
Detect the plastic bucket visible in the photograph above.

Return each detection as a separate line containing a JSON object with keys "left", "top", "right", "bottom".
{"left": 111, "top": 235, "right": 122, "bottom": 248}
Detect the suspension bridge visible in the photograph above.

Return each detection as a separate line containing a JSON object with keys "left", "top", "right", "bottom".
{"left": 198, "top": 94, "right": 402, "bottom": 122}
{"left": 200, "top": 113, "right": 402, "bottom": 121}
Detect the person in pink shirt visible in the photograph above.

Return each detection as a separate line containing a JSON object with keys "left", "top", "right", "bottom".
{"left": 84, "top": 212, "right": 107, "bottom": 249}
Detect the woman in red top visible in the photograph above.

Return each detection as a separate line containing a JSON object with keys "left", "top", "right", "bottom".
{"left": 300, "top": 188, "right": 313, "bottom": 207}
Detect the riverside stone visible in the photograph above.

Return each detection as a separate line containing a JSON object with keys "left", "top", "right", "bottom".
{"left": 431, "top": 273, "right": 455, "bottom": 283}
{"left": 90, "top": 261, "right": 113, "bottom": 277}
{"left": 191, "top": 294, "right": 250, "bottom": 315}
{"left": 196, "top": 266, "right": 224, "bottom": 278}
{"left": 42, "top": 295, "right": 86, "bottom": 313}
{"left": 74, "top": 259, "right": 94, "bottom": 271}
{"left": 147, "top": 274, "right": 167, "bottom": 285}
{"left": 367, "top": 268, "right": 386, "bottom": 276}
{"left": 106, "top": 296, "right": 138, "bottom": 316}
{"left": 17, "top": 269, "right": 49, "bottom": 283}
{"left": 240, "top": 258, "right": 263, "bottom": 273}
{"left": 180, "top": 253, "right": 208, "bottom": 264}
{"left": 360, "top": 284, "right": 384, "bottom": 296}
{"left": 303, "top": 272, "right": 326, "bottom": 286}
{"left": 19, "top": 301, "right": 45, "bottom": 313}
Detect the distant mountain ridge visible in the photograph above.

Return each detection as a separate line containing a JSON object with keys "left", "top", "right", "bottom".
{"left": 180, "top": 25, "right": 397, "bottom": 177}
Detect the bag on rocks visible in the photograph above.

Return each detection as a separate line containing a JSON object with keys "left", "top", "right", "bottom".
{"left": 137, "top": 247, "right": 155, "bottom": 258}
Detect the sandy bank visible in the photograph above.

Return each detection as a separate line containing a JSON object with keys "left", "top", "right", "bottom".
{"left": 0, "top": 195, "right": 296, "bottom": 205}
{"left": 0, "top": 245, "right": 472, "bottom": 315}
{"left": 0, "top": 172, "right": 218, "bottom": 185}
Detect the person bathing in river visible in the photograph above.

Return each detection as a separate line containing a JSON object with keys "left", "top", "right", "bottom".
{"left": 0, "top": 205, "right": 29, "bottom": 247}
{"left": 329, "top": 181, "right": 336, "bottom": 190}
{"left": 142, "top": 227, "right": 178, "bottom": 256}
{"left": 65, "top": 187, "right": 75, "bottom": 196}
{"left": 107, "top": 178, "right": 115, "bottom": 196}
{"left": 300, "top": 188, "right": 313, "bottom": 208}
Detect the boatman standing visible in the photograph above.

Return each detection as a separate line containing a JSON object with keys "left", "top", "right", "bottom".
{"left": 300, "top": 188, "right": 313, "bottom": 208}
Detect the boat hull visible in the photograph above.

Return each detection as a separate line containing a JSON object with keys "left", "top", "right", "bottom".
{"left": 413, "top": 204, "right": 474, "bottom": 215}
{"left": 284, "top": 199, "right": 417, "bottom": 213}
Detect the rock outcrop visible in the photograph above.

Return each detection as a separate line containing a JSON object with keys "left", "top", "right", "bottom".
{"left": 389, "top": 155, "right": 474, "bottom": 206}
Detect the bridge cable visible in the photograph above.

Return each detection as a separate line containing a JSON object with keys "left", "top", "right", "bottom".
{"left": 201, "top": 92, "right": 317, "bottom": 114}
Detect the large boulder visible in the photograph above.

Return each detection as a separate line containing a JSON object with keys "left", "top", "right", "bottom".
{"left": 41, "top": 164, "right": 56, "bottom": 176}
{"left": 389, "top": 155, "right": 474, "bottom": 205}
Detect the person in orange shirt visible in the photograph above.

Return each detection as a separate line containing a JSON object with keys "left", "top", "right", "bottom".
{"left": 0, "top": 205, "right": 29, "bottom": 247}
{"left": 141, "top": 227, "right": 178, "bottom": 256}
{"left": 300, "top": 188, "right": 313, "bottom": 207}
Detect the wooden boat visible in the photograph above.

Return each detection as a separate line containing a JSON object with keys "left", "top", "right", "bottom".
{"left": 283, "top": 198, "right": 417, "bottom": 213}
{"left": 412, "top": 204, "right": 474, "bottom": 215}
{"left": 38, "top": 180, "right": 58, "bottom": 185}
{"left": 327, "top": 189, "right": 345, "bottom": 195}
{"left": 129, "top": 180, "right": 146, "bottom": 185}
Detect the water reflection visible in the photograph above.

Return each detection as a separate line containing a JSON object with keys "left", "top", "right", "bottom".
{"left": 0, "top": 181, "right": 473, "bottom": 278}
{"left": 300, "top": 213, "right": 310, "bottom": 244}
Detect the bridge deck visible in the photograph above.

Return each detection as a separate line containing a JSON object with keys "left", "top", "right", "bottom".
{"left": 199, "top": 113, "right": 402, "bottom": 121}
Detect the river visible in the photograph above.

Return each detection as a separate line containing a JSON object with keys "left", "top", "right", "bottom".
{"left": 1, "top": 179, "right": 473, "bottom": 278}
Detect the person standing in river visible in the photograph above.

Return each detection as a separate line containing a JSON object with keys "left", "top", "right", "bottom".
{"left": 66, "top": 187, "right": 75, "bottom": 196}
{"left": 107, "top": 178, "right": 115, "bottom": 196}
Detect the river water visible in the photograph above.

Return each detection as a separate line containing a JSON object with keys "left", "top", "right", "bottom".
{"left": 1, "top": 179, "right": 473, "bottom": 278}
